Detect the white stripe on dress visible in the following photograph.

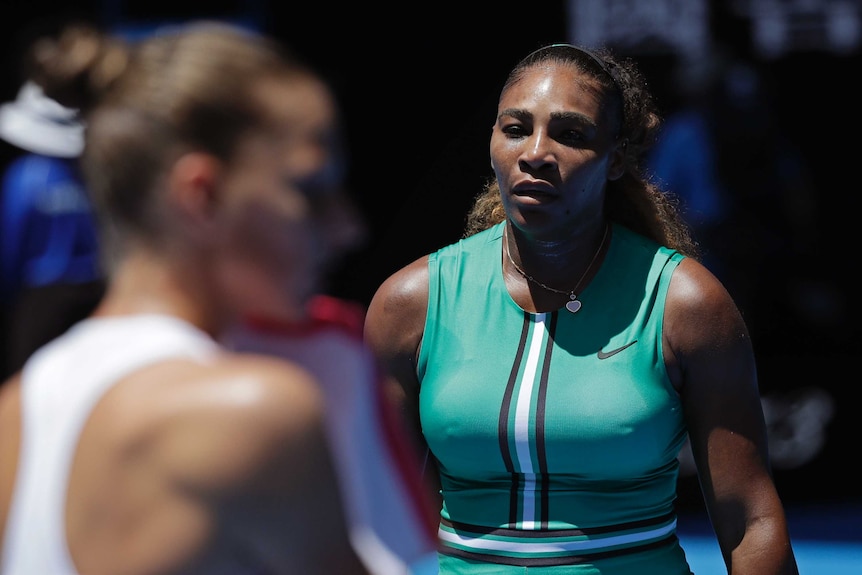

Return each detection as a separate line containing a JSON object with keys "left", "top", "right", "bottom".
{"left": 438, "top": 518, "right": 677, "bottom": 554}
{"left": 513, "top": 312, "right": 548, "bottom": 528}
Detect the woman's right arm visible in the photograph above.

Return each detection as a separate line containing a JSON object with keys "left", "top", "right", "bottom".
{"left": 363, "top": 256, "right": 436, "bottom": 489}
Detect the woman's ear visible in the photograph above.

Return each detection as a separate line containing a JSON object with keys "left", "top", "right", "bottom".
{"left": 607, "top": 138, "right": 628, "bottom": 181}
{"left": 167, "top": 152, "right": 222, "bottom": 221}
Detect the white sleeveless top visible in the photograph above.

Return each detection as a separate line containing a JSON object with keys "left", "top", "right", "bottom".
{"left": 1, "top": 315, "right": 218, "bottom": 575}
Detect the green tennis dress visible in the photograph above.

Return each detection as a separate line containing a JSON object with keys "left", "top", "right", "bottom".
{"left": 417, "top": 222, "right": 694, "bottom": 574}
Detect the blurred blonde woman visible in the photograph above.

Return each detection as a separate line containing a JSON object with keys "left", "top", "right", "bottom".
{"left": 0, "top": 21, "right": 371, "bottom": 574}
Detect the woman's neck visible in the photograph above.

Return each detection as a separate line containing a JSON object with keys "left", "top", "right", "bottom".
{"left": 92, "top": 250, "right": 226, "bottom": 338}
{"left": 505, "top": 220, "right": 611, "bottom": 291}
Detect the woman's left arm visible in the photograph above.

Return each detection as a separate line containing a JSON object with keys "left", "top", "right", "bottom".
{"left": 663, "top": 257, "right": 799, "bottom": 575}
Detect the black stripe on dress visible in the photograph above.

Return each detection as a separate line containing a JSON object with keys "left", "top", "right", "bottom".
{"left": 499, "top": 312, "right": 531, "bottom": 527}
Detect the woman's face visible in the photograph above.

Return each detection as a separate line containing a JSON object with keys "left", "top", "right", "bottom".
{"left": 215, "top": 74, "right": 361, "bottom": 321}
{"left": 489, "top": 62, "right": 621, "bottom": 239}
{"left": 277, "top": 75, "right": 366, "bottom": 281}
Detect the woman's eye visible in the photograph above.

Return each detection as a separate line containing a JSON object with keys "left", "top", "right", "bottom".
{"left": 558, "top": 129, "right": 585, "bottom": 145}
{"left": 502, "top": 124, "right": 527, "bottom": 138}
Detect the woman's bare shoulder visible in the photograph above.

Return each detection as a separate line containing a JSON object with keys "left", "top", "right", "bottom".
{"left": 665, "top": 257, "right": 749, "bottom": 347}
{"left": 663, "top": 256, "right": 756, "bottom": 395}
{"left": 364, "top": 254, "right": 430, "bottom": 353}
{"left": 369, "top": 255, "right": 431, "bottom": 311}
{"left": 108, "top": 352, "right": 328, "bottom": 492}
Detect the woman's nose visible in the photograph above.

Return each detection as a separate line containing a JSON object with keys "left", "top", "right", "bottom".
{"left": 520, "top": 130, "right": 556, "bottom": 169}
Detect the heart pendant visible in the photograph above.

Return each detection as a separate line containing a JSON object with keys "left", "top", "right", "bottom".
{"left": 565, "top": 299, "right": 582, "bottom": 313}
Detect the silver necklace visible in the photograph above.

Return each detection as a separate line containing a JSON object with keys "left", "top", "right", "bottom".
{"left": 504, "top": 223, "right": 609, "bottom": 313}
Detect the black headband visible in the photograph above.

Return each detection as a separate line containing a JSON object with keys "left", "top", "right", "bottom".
{"left": 527, "top": 43, "right": 622, "bottom": 92}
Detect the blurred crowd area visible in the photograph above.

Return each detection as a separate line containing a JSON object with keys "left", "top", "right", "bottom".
{"left": 1, "top": 0, "right": 859, "bottom": 511}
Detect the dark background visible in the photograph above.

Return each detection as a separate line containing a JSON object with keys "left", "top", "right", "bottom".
{"left": 2, "top": 1, "right": 859, "bottom": 513}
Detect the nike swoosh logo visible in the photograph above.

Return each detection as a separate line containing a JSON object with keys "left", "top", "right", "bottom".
{"left": 597, "top": 340, "right": 638, "bottom": 360}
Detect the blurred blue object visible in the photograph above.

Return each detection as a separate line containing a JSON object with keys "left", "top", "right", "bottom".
{"left": 99, "top": 0, "right": 267, "bottom": 40}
